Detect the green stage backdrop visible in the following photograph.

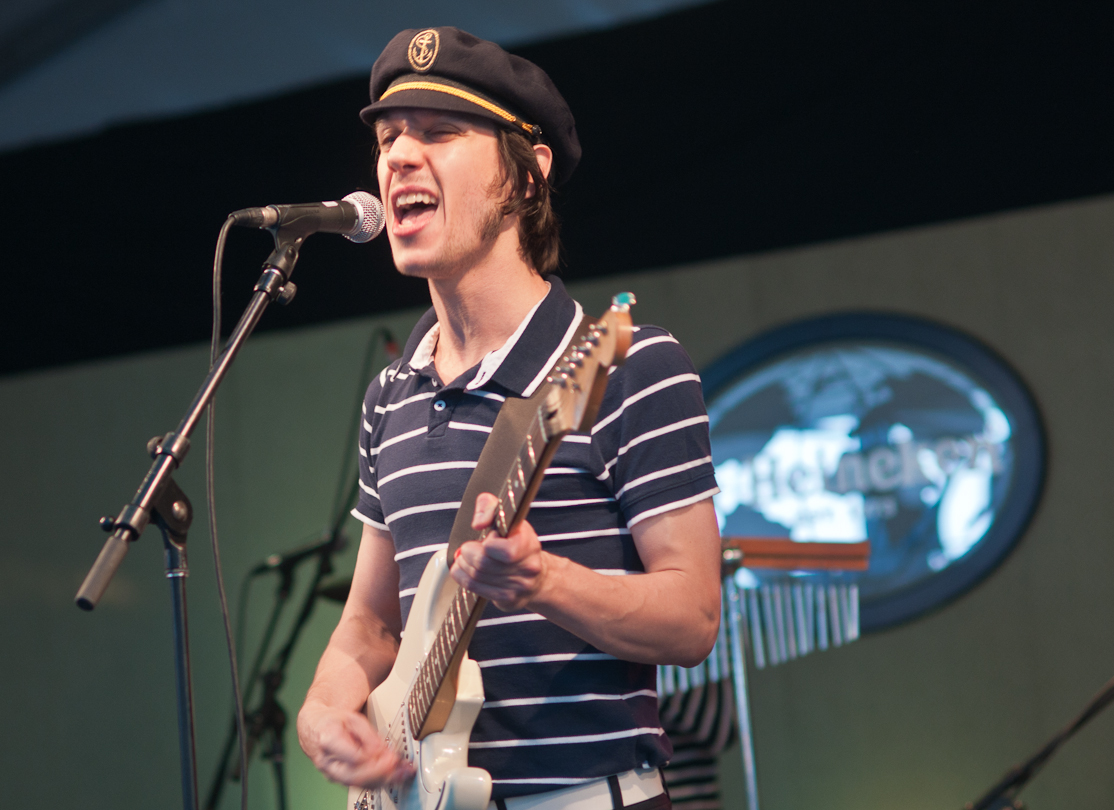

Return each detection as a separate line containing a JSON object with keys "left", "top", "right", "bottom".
{"left": 2, "top": 194, "right": 1112, "bottom": 809}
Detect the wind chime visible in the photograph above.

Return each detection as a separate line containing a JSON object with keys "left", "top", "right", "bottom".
{"left": 658, "top": 538, "right": 871, "bottom": 810}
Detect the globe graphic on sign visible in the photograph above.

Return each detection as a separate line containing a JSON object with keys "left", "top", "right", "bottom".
{"left": 708, "top": 342, "right": 1017, "bottom": 607}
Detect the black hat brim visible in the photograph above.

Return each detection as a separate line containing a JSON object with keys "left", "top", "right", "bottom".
{"left": 360, "top": 87, "right": 533, "bottom": 139}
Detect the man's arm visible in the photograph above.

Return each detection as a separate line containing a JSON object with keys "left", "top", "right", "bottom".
{"left": 297, "top": 522, "right": 413, "bottom": 787}
{"left": 452, "top": 495, "right": 722, "bottom": 667}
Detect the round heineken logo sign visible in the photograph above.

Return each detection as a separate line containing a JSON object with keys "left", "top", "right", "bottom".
{"left": 703, "top": 313, "right": 1045, "bottom": 631}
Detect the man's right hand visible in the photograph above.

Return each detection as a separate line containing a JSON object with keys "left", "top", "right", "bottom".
{"left": 297, "top": 702, "right": 414, "bottom": 788}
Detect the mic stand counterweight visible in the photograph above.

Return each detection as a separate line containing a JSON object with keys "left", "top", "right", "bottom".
{"left": 75, "top": 227, "right": 308, "bottom": 810}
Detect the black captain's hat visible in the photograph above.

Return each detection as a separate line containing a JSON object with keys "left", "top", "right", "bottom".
{"left": 360, "top": 27, "right": 581, "bottom": 185}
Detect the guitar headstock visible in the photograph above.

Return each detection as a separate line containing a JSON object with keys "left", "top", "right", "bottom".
{"left": 542, "top": 293, "right": 635, "bottom": 437}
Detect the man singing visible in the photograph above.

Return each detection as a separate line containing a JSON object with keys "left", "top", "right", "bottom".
{"left": 297, "top": 27, "right": 722, "bottom": 810}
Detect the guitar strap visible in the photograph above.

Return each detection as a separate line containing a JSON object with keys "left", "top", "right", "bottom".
{"left": 445, "top": 313, "right": 593, "bottom": 557}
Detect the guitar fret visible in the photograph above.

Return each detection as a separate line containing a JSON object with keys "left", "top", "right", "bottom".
{"left": 452, "top": 596, "right": 464, "bottom": 637}
{"left": 436, "top": 633, "right": 449, "bottom": 673}
{"left": 537, "top": 401, "right": 552, "bottom": 441}
{"left": 436, "top": 648, "right": 447, "bottom": 683}
{"left": 532, "top": 418, "right": 545, "bottom": 456}
{"left": 429, "top": 647, "right": 441, "bottom": 685}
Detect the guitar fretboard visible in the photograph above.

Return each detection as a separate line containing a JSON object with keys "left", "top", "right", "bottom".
{"left": 405, "top": 400, "right": 557, "bottom": 736}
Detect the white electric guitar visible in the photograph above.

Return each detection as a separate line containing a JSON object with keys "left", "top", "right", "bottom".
{"left": 349, "top": 294, "right": 635, "bottom": 810}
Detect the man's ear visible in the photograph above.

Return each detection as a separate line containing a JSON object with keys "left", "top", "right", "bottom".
{"left": 526, "top": 143, "right": 554, "bottom": 198}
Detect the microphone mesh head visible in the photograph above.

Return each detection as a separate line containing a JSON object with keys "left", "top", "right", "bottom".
{"left": 342, "top": 191, "right": 386, "bottom": 243}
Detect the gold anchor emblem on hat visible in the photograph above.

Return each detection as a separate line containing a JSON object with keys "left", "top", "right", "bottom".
{"left": 408, "top": 29, "right": 440, "bottom": 72}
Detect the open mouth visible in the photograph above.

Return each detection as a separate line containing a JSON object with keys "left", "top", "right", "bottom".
{"left": 393, "top": 190, "right": 439, "bottom": 229}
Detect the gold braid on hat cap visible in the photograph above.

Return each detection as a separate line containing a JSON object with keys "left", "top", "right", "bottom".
{"left": 379, "top": 78, "right": 542, "bottom": 139}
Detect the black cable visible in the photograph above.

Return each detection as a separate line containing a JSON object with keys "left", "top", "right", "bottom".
{"left": 234, "top": 574, "right": 252, "bottom": 683}
{"left": 208, "top": 215, "right": 249, "bottom": 810}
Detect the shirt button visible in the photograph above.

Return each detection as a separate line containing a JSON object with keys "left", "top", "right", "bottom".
{"left": 433, "top": 399, "right": 447, "bottom": 411}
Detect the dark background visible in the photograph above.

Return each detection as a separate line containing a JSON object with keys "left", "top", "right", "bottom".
{"left": 2, "top": 0, "right": 1111, "bottom": 376}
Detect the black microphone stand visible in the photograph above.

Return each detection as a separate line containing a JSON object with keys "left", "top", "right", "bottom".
{"left": 205, "top": 475, "right": 359, "bottom": 810}
{"left": 75, "top": 226, "right": 311, "bottom": 810}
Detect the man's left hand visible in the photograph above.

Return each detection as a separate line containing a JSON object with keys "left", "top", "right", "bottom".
{"left": 450, "top": 492, "right": 548, "bottom": 610}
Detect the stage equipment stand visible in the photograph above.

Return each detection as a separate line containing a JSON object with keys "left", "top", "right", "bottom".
{"left": 658, "top": 538, "right": 871, "bottom": 810}
{"left": 74, "top": 227, "right": 312, "bottom": 810}
{"left": 206, "top": 319, "right": 393, "bottom": 810}
{"left": 963, "top": 667, "right": 1114, "bottom": 810}
{"left": 204, "top": 508, "right": 353, "bottom": 810}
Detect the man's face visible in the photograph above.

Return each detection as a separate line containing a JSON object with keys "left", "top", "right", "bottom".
{"left": 375, "top": 109, "right": 509, "bottom": 279}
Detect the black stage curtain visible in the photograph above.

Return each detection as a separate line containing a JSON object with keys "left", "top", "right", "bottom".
{"left": 2, "top": 0, "right": 1111, "bottom": 375}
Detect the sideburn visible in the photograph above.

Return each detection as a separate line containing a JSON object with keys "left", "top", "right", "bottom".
{"left": 479, "top": 204, "right": 505, "bottom": 244}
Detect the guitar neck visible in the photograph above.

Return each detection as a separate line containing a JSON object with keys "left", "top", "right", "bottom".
{"left": 409, "top": 396, "right": 567, "bottom": 739}
{"left": 406, "top": 296, "right": 634, "bottom": 741}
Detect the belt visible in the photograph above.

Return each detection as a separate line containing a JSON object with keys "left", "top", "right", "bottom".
{"left": 490, "top": 768, "right": 665, "bottom": 810}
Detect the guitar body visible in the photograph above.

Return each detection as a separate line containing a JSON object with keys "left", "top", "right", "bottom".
{"left": 348, "top": 550, "right": 492, "bottom": 810}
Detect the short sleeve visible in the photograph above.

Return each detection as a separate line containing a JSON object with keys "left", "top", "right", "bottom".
{"left": 351, "top": 364, "right": 394, "bottom": 530}
{"left": 590, "top": 326, "right": 719, "bottom": 527}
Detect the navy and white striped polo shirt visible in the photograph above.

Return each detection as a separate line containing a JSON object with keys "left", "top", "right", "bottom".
{"left": 353, "top": 277, "right": 718, "bottom": 799}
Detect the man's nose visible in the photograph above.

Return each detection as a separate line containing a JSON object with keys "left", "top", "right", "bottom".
{"left": 386, "top": 131, "right": 424, "bottom": 171}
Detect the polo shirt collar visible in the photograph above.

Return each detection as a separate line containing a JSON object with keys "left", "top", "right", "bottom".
{"left": 399, "top": 276, "right": 582, "bottom": 397}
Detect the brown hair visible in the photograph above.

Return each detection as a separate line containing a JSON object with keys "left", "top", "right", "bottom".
{"left": 492, "top": 128, "right": 562, "bottom": 275}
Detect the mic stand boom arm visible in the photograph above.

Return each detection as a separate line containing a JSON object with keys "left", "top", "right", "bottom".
{"left": 74, "top": 227, "right": 308, "bottom": 810}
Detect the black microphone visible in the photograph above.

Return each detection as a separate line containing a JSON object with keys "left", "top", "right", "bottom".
{"left": 230, "top": 191, "right": 385, "bottom": 243}
{"left": 249, "top": 532, "right": 348, "bottom": 576}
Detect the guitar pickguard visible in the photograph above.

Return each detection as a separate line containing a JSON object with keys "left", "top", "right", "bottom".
{"left": 348, "top": 550, "right": 492, "bottom": 810}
